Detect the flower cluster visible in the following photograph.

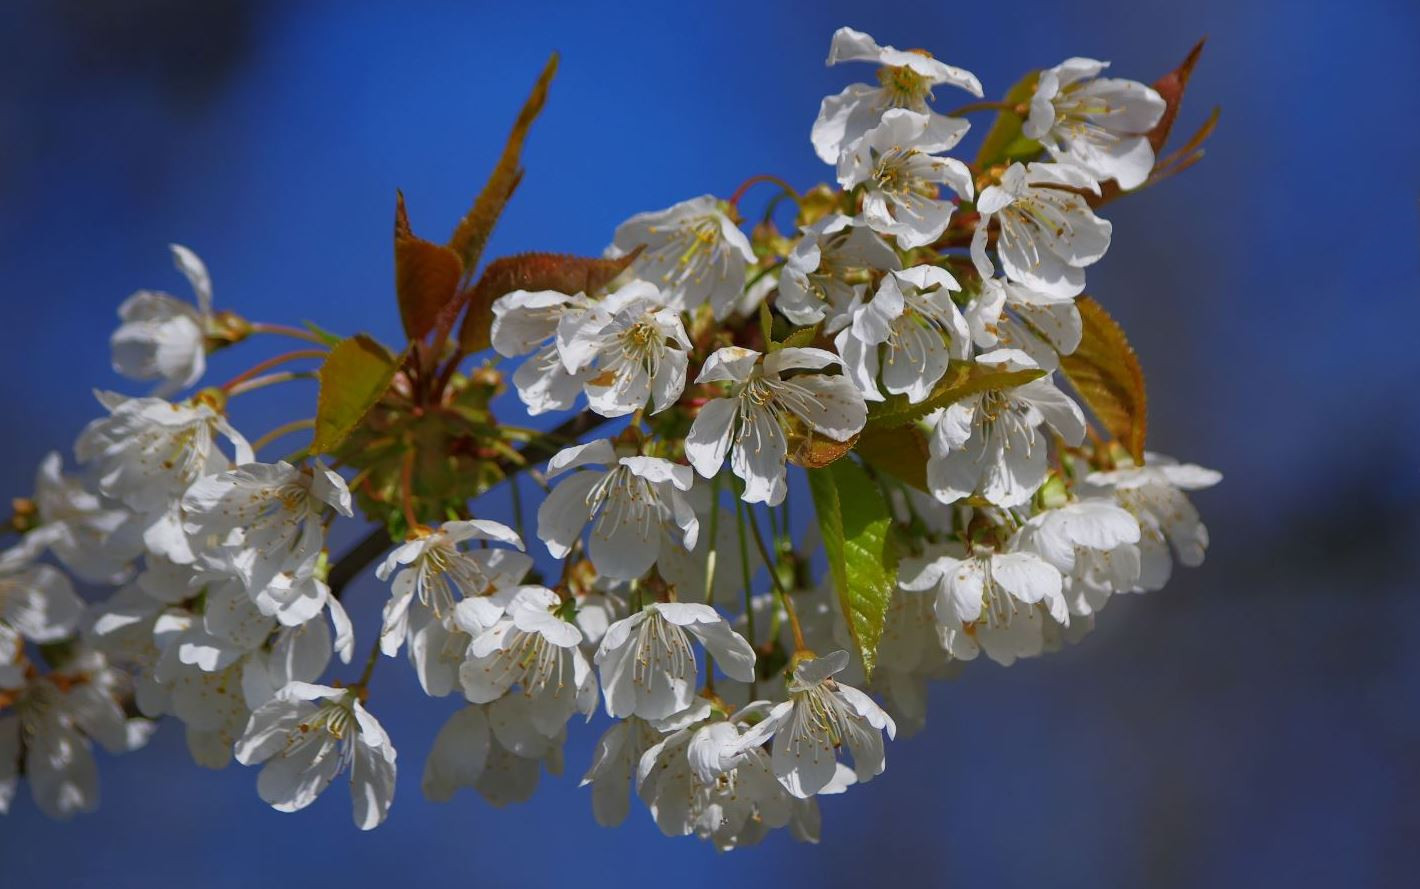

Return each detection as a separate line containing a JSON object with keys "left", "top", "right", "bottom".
{"left": 0, "top": 26, "right": 1218, "bottom": 849}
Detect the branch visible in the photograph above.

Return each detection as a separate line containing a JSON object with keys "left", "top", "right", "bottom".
{"left": 326, "top": 409, "right": 612, "bottom": 599}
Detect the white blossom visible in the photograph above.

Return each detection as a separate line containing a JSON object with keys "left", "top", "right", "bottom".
{"left": 555, "top": 282, "right": 691, "bottom": 417}
{"left": 927, "top": 350, "right": 1085, "bottom": 508}
{"left": 834, "top": 265, "right": 970, "bottom": 404}
{"left": 458, "top": 586, "right": 597, "bottom": 739}
{"left": 812, "top": 26, "right": 981, "bottom": 165}
{"left": 75, "top": 392, "right": 252, "bottom": 516}
{"left": 637, "top": 704, "right": 823, "bottom": 849}
{"left": 1017, "top": 499, "right": 1142, "bottom": 616}
{"left": 0, "top": 548, "right": 85, "bottom": 658}
{"left": 491, "top": 289, "right": 600, "bottom": 415}
{"left": 900, "top": 544, "right": 1068, "bottom": 665}
{"left": 423, "top": 698, "right": 565, "bottom": 808}
{"left": 837, "top": 109, "right": 974, "bottom": 249}
{"left": 0, "top": 646, "right": 152, "bottom": 819}
{"left": 595, "top": 602, "right": 755, "bottom": 720}
{"left": 375, "top": 519, "right": 530, "bottom": 661}
{"left": 685, "top": 347, "right": 867, "bottom": 505}
{"left": 777, "top": 214, "right": 900, "bottom": 326}
{"left": 182, "top": 460, "right": 352, "bottom": 600}
{"left": 1024, "top": 58, "right": 1166, "bottom": 190}
{"left": 971, "top": 162, "right": 1112, "bottom": 297}
{"left": 733, "top": 651, "right": 894, "bottom": 797}
{"left": 580, "top": 715, "right": 659, "bottom": 827}
{"left": 537, "top": 439, "right": 698, "bottom": 581}
{"left": 20, "top": 452, "right": 137, "bottom": 584}
{"left": 235, "top": 682, "right": 396, "bottom": 829}
{"left": 110, "top": 244, "right": 214, "bottom": 395}
{"left": 965, "top": 277, "right": 1083, "bottom": 371}
{"left": 1083, "top": 455, "right": 1221, "bottom": 591}
{"left": 612, "top": 195, "right": 754, "bottom": 319}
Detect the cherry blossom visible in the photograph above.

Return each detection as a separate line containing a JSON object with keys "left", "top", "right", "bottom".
{"left": 685, "top": 347, "right": 867, "bottom": 505}
{"left": 235, "top": 682, "right": 396, "bottom": 829}
{"left": 611, "top": 196, "right": 755, "bottom": 319}
{"left": 110, "top": 244, "right": 214, "bottom": 395}
{"left": 812, "top": 26, "right": 981, "bottom": 165}
{"left": 1025, "top": 58, "right": 1166, "bottom": 190}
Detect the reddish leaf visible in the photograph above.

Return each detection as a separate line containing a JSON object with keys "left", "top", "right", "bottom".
{"left": 1149, "top": 39, "right": 1207, "bottom": 154}
{"left": 1094, "top": 39, "right": 1211, "bottom": 205}
{"left": 787, "top": 429, "right": 860, "bottom": 470}
{"left": 394, "top": 191, "right": 464, "bottom": 341}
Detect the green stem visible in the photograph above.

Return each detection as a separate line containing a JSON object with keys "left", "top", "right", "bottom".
{"left": 734, "top": 490, "right": 757, "bottom": 698}
{"left": 745, "top": 503, "right": 805, "bottom": 653}
{"left": 354, "top": 635, "right": 380, "bottom": 688}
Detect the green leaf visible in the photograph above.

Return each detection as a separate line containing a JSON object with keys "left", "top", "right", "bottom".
{"left": 313, "top": 334, "right": 400, "bottom": 454}
{"left": 807, "top": 458, "right": 898, "bottom": 677}
{"left": 779, "top": 323, "right": 820, "bottom": 350}
{"left": 975, "top": 71, "right": 1041, "bottom": 168}
{"left": 867, "top": 362, "right": 1047, "bottom": 429}
{"left": 855, "top": 424, "right": 931, "bottom": 492}
{"left": 446, "top": 53, "right": 558, "bottom": 275}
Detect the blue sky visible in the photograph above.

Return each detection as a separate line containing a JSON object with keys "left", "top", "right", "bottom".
{"left": 0, "top": 1, "right": 1417, "bottom": 886}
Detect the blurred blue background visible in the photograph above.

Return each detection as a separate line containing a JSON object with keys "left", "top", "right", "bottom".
{"left": 1, "top": 0, "right": 1418, "bottom": 886}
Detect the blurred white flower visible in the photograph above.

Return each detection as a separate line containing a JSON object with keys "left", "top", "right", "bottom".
{"left": 110, "top": 244, "right": 214, "bottom": 395}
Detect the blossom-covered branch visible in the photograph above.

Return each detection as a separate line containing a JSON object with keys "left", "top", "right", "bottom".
{"left": 0, "top": 27, "right": 1220, "bottom": 848}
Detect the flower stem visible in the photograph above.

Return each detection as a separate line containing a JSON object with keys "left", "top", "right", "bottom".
{"left": 220, "top": 349, "right": 327, "bottom": 392}
{"left": 225, "top": 370, "right": 316, "bottom": 397}
{"left": 399, "top": 449, "right": 420, "bottom": 532}
{"left": 354, "top": 636, "right": 381, "bottom": 690}
{"left": 248, "top": 322, "right": 330, "bottom": 347}
{"left": 702, "top": 472, "right": 723, "bottom": 691}
{"left": 250, "top": 418, "right": 316, "bottom": 454}
{"left": 944, "top": 100, "right": 1020, "bottom": 117}
{"left": 728, "top": 173, "right": 798, "bottom": 209}
{"left": 746, "top": 503, "right": 805, "bottom": 653}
